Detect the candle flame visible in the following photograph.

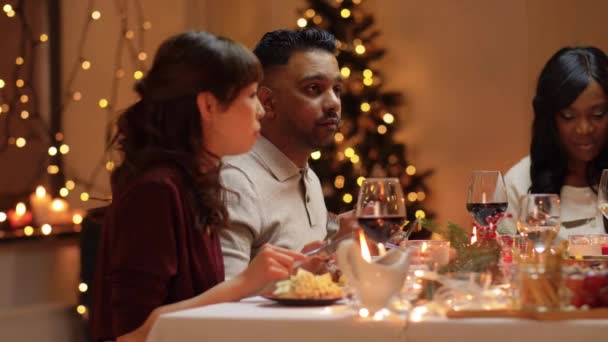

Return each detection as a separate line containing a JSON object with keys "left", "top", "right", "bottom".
{"left": 377, "top": 243, "right": 386, "bottom": 257}
{"left": 359, "top": 230, "right": 372, "bottom": 262}
{"left": 72, "top": 213, "right": 83, "bottom": 225}
{"left": 16, "top": 202, "right": 26, "bottom": 216}
{"left": 51, "top": 199, "right": 66, "bottom": 211}
{"left": 471, "top": 226, "right": 478, "bottom": 244}
{"left": 35, "top": 185, "right": 46, "bottom": 198}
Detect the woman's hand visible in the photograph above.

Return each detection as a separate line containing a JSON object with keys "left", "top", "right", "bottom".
{"left": 237, "top": 244, "right": 306, "bottom": 296}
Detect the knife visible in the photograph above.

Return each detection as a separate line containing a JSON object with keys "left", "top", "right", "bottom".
{"left": 562, "top": 217, "right": 596, "bottom": 229}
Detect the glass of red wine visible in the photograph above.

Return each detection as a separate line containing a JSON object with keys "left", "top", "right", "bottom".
{"left": 466, "top": 171, "right": 508, "bottom": 228}
{"left": 355, "top": 178, "right": 408, "bottom": 244}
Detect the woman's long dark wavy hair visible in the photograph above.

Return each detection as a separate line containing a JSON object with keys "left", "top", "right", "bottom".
{"left": 111, "top": 31, "right": 262, "bottom": 230}
{"left": 530, "top": 46, "right": 608, "bottom": 194}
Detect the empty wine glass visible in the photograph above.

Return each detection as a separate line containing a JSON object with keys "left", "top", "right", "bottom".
{"left": 466, "top": 171, "right": 508, "bottom": 228}
{"left": 517, "top": 194, "right": 560, "bottom": 254}
{"left": 355, "top": 178, "right": 408, "bottom": 244}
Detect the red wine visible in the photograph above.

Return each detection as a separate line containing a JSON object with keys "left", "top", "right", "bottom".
{"left": 357, "top": 216, "right": 407, "bottom": 243}
{"left": 466, "top": 202, "right": 508, "bottom": 225}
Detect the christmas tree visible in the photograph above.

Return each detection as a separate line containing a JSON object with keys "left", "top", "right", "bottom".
{"left": 296, "top": 0, "right": 433, "bottom": 237}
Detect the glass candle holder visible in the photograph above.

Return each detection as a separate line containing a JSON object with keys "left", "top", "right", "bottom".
{"left": 402, "top": 240, "right": 451, "bottom": 268}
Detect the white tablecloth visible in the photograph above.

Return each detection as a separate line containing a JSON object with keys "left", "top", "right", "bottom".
{"left": 147, "top": 297, "right": 608, "bottom": 342}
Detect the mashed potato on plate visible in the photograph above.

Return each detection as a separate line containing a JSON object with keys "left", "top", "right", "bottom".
{"left": 273, "top": 269, "right": 343, "bottom": 299}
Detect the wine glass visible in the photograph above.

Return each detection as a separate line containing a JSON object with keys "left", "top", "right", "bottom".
{"left": 355, "top": 178, "right": 408, "bottom": 244}
{"left": 598, "top": 169, "right": 608, "bottom": 219}
{"left": 517, "top": 194, "right": 561, "bottom": 254}
{"left": 466, "top": 171, "right": 508, "bottom": 228}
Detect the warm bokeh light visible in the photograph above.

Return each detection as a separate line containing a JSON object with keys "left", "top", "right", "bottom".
{"left": 15, "top": 137, "right": 26, "bottom": 148}
{"left": 35, "top": 186, "right": 46, "bottom": 198}
{"left": 80, "top": 192, "right": 90, "bottom": 202}
{"left": 16, "top": 202, "right": 26, "bottom": 216}
{"left": 382, "top": 113, "right": 395, "bottom": 124}
{"left": 334, "top": 175, "right": 345, "bottom": 189}
{"left": 51, "top": 199, "right": 66, "bottom": 211}
{"left": 73, "top": 214, "right": 83, "bottom": 225}
{"left": 66, "top": 180, "right": 76, "bottom": 190}
{"left": 106, "top": 161, "right": 115, "bottom": 171}
{"left": 360, "top": 102, "right": 371, "bottom": 112}
{"left": 342, "top": 193, "right": 353, "bottom": 203}
{"left": 59, "top": 188, "right": 69, "bottom": 197}
{"left": 344, "top": 147, "right": 355, "bottom": 158}
{"left": 47, "top": 165, "right": 60, "bottom": 174}
{"left": 59, "top": 144, "right": 70, "bottom": 154}
{"left": 408, "top": 192, "right": 418, "bottom": 202}
{"left": 98, "top": 98, "right": 109, "bottom": 108}
{"left": 417, "top": 192, "right": 426, "bottom": 201}
{"left": 340, "top": 67, "right": 351, "bottom": 78}
{"left": 41, "top": 224, "right": 52, "bottom": 235}
{"left": 334, "top": 132, "right": 344, "bottom": 143}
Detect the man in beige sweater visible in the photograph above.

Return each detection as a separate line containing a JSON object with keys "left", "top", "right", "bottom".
{"left": 220, "top": 28, "right": 344, "bottom": 278}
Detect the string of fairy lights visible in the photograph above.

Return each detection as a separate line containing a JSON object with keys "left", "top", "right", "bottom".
{"left": 65, "top": 0, "right": 151, "bottom": 320}
{"left": 0, "top": 0, "right": 150, "bottom": 242}
{"left": 295, "top": 0, "right": 428, "bottom": 220}
{"left": 0, "top": 0, "right": 150, "bottom": 319}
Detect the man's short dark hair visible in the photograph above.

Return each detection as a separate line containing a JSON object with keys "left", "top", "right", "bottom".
{"left": 253, "top": 28, "right": 336, "bottom": 69}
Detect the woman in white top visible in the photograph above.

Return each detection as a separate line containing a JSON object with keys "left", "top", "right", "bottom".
{"left": 504, "top": 46, "right": 608, "bottom": 241}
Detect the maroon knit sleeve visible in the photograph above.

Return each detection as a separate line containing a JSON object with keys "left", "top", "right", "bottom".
{"left": 109, "top": 179, "right": 179, "bottom": 337}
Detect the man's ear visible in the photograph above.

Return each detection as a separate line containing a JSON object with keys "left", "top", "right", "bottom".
{"left": 257, "top": 86, "right": 275, "bottom": 119}
{"left": 196, "top": 92, "right": 220, "bottom": 124}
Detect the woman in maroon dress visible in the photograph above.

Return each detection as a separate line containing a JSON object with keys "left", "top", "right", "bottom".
{"left": 90, "top": 31, "right": 305, "bottom": 342}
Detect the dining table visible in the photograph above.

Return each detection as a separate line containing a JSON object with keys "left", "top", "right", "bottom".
{"left": 147, "top": 296, "right": 608, "bottom": 342}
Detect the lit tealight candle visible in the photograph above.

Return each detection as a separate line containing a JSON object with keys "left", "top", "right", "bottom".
{"left": 48, "top": 198, "right": 72, "bottom": 224}
{"left": 29, "top": 185, "right": 51, "bottom": 225}
{"left": 7, "top": 202, "right": 33, "bottom": 228}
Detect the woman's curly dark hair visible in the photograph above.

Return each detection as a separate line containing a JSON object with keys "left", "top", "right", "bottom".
{"left": 111, "top": 31, "right": 262, "bottom": 230}
{"left": 530, "top": 46, "right": 608, "bottom": 194}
